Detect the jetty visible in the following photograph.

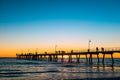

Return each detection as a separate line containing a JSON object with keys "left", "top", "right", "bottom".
{"left": 16, "top": 48, "right": 120, "bottom": 64}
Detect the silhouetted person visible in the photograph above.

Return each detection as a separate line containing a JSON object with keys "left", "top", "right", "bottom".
{"left": 62, "top": 51, "right": 65, "bottom": 53}
{"left": 96, "top": 47, "right": 98, "bottom": 52}
{"left": 101, "top": 47, "right": 104, "bottom": 51}
{"left": 58, "top": 51, "right": 60, "bottom": 54}
{"left": 55, "top": 51, "right": 58, "bottom": 53}
{"left": 35, "top": 52, "right": 37, "bottom": 55}
{"left": 45, "top": 52, "right": 47, "bottom": 54}
{"left": 71, "top": 50, "right": 73, "bottom": 53}
{"left": 88, "top": 49, "right": 90, "bottom": 52}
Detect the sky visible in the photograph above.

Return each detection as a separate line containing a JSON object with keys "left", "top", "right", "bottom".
{"left": 0, "top": 0, "right": 120, "bottom": 57}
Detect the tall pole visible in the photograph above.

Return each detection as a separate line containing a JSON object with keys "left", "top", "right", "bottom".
{"left": 88, "top": 40, "right": 91, "bottom": 51}
{"left": 55, "top": 45, "right": 57, "bottom": 53}
{"left": 88, "top": 40, "right": 92, "bottom": 64}
{"left": 36, "top": 48, "right": 38, "bottom": 54}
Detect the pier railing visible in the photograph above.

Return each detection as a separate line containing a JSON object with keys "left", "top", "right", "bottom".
{"left": 43, "top": 47, "right": 120, "bottom": 54}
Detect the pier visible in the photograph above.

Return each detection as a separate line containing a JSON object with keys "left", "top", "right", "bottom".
{"left": 16, "top": 48, "right": 120, "bottom": 64}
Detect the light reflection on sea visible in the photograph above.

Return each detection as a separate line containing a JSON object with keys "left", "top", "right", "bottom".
{"left": 0, "top": 58, "right": 120, "bottom": 80}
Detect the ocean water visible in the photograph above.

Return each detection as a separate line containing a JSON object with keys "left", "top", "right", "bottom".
{"left": 0, "top": 58, "right": 120, "bottom": 80}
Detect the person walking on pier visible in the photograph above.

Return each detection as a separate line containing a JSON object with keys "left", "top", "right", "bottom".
{"left": 58, "top": 51, "right": 60, "bottom": 54}
{"left": 96, "top": 47, "right": 98, "bottom": 52}
{"left": 71, "top": 50, "right": 73, "bottom": 53}
{"left": 45, "top": 52, "right": 47, "bottom": 54}
{"left": 96, "top": 47, "right": 99, "bottom": 63}
{"left": 101, "top": 47, "right": 104, "bottom": 52}
{"left": 55, "top": 51, "right": 58, "bottom": 53}
{"left": 88, "top": 49, "right": 90, "bottom": 52}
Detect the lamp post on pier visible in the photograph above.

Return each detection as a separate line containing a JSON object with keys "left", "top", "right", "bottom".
{"left": 88, "top": 40, "right": 92, "bottom": 64}
{"left": 88, "top": 40, "right": 91, "bottom": 52}
{"left": 36, "top": 48, "right": 38, "bottom": 54}
{"left": 55, "top": 45, "right": 57, "bottom": 53}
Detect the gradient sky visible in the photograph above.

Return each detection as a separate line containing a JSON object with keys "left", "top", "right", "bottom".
{"left": 0, "top": 0, "right": 120, "bottom": 57}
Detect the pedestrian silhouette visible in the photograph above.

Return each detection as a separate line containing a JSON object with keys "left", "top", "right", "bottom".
{"left": 62, "top": 51, "right": 65, "bottom": 53}
{"left": 88, "top": 49, "right": 90, "bottom": 52}
{"left": 71, "top": 50, "right": 73, "bottom": 53}
{"left": 45, "top": 52, "right": 47, "bottom": 54}
{"left": 96, "top": 47, "right": 98, "bottom": 52}
{"left": 101, "top": 47, "right": 104, "bottom": 51}
{"left": 55, "top": 51, "right": 58, "bottom": 53}
{"left": 58, "top": 50, "right": 60, "bottom": 54}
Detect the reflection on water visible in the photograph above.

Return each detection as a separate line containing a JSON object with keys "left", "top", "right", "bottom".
{"left": 0, "top": 58, "right": 120, "bottom": 80}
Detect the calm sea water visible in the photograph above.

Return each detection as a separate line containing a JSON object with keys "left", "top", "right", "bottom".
{"left": 0, "top": 58, "right": 120, "bottom": 80}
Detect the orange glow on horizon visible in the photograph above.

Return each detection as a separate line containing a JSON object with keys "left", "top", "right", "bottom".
{"left": 1, "top": 46, "right": 120, "bottom": 58}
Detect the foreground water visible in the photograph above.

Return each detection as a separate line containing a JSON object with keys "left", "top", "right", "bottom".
{"left": 0, "top": 58, "right": 120, "bottom": 80}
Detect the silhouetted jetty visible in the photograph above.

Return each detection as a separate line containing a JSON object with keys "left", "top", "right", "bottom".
{"left": 16, "top": 48, "right": 120, "bottom": 64}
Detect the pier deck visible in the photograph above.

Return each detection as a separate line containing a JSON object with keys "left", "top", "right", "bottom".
{"left": 16, "top": 48, "right": 120, "bottom": 64}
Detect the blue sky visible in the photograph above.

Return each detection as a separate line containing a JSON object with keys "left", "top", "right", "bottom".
{"left": 0, "top": 0, "right": 120, "bottom": 23}
{"left": 0, "top": 0, "right": 120, "bottom": 56}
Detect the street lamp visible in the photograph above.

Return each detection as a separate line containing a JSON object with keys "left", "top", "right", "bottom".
{"left": 36, "top": 48, "right": 38, "bottom": 54}
{"left": 88, "top": 40, "right": 91, "bottom": 51}
{"left": 55, "top": 45, "right": 57, "bottom": 53}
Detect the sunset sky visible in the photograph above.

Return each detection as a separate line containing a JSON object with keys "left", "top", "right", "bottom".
{"left": 0, "top": 0, "right": 120, "bottom": 57}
